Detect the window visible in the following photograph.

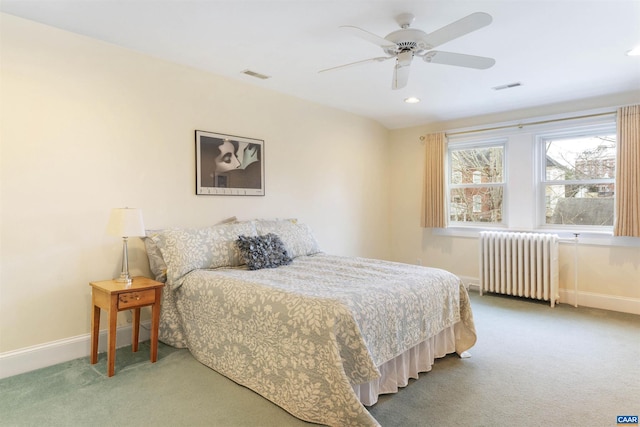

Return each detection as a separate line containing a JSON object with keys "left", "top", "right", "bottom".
{"left": 448, "top": 142, "right": 505, "bottom": 224}
{"left": 441, "top": 113, "right": 618, "bottom": 237}
{"left": 538, "top": 127, "right": 616, "bottom": 228}
{"left": 472, "top": 195, "right": 482, "bottom": 213}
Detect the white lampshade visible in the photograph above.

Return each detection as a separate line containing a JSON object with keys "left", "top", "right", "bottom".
{"left": 107, "top": 208, "right": 145, "bottom": 237}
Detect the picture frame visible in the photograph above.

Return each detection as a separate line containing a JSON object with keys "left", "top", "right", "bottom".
{"left": 195, "top": 130, "right": 265, "bottom": 196}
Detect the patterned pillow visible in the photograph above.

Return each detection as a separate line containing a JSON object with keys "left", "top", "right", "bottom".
{"left": 254, "top": 220, "right": 321, "bottom": 258}
{"left": 143, "top": 230, "right": 168, "bottom": 283}
{"left": 236, "top": 233, "right": 292, "bottom": 270}
{"left": 151, "top": 221, "right": 257, "bottom": 288}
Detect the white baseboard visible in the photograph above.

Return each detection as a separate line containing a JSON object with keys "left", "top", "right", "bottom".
{"left": 0, "top": 321, "right": 150, "bottom": 379}
{"left": 460, "top": 275, "right": 640, "bottom": 315}
{"left": 558, "top": 289, "right": 640, "bottom": 315}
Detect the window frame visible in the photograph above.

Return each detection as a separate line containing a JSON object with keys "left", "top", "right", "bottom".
{"left": 534, "top": 123, "right": 617, "bottom": 233}
{"left": 446, "top": 138, "right": 507, "bottom": 227}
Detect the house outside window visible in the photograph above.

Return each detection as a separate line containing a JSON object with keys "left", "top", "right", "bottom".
{"left": 448, "top": 142, "right": 505, "bottom": 224}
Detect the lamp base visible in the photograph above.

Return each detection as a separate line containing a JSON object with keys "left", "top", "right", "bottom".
{"left": 117, "top": 237, "right": 132, "bottom": 287}
{"left": 116, "top": 273, "right": 132, "bottom": 285}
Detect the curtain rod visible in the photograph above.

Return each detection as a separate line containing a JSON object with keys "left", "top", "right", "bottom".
{"left": 419, "top": 111, "right": 616, "bottom": 140}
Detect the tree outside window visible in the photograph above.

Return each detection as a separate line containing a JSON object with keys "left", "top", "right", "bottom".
{"left": 541, "top": 132, "right": 616, "bottom": 227}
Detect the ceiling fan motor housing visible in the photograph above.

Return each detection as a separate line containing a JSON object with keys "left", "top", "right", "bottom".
{"left": 384, "top": 28, "right": 431, "bottom": 56}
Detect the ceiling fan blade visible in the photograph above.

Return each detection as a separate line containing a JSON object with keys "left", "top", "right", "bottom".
{"left": 319, "top": 56, "right": 394, "bottom": 73}
{"left": 423, "top": 12, "right": 492, "bottom": 48}
{"left": 423, "top": 51, "right": 495, "bottom": 69}
{"left": 340, "top": 25, "right": 397, "bottom": 49}
{"left": 392, "top": 51, "right": 413, "bottom": 90}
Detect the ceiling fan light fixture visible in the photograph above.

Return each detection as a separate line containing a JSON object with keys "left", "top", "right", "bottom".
{"left": 404, "top": 97, "right": 420, "bottom": 104}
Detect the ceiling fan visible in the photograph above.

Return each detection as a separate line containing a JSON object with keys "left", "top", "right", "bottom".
{"left": 320, "top": 12, "right": 496, "bottom": 90}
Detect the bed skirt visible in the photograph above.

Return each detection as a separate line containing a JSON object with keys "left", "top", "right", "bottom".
{"left": 353, "top": 324, "right": 457, "bottom": 406}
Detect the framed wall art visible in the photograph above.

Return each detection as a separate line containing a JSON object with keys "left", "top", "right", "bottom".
{"left": 195, "top": 130, "right": 265, "bottom": 195}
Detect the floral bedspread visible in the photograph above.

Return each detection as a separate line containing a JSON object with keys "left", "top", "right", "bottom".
{"left": 169, "top": 254, "right": 476, "bottom": 427}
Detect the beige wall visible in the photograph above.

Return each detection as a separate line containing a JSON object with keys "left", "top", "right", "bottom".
{"left": 1, "top": 12, "right": 638, "bottom": 358}
{"left": 388, "top": 99, "right": 640, "bottom": 312}
{"left": 0, "top": 14, "right": 391, "bottom": 352}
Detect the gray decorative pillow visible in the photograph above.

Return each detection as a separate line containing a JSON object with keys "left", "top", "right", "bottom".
{"left": 236, "top": 233, "right": 292, "bottom": 270}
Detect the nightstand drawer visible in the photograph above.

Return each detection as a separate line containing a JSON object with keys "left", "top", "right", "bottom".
{"left": 118, "top": 289, "right": 156, "bottom": 309}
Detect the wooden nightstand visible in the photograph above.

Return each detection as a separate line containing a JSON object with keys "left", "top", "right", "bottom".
{"left": 90, "top": 276, "right": 164, "bottom": 377}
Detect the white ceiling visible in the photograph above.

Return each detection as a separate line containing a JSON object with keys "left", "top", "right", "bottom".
{"left": 2, "top": 0, "right": 639, "bottom": 129}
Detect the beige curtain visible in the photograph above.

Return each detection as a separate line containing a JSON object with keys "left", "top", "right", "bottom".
{"left": 420, "top": 132, "right": 446, "bottom": 228}
{"left": 614, "top": 105, "right": 640, "bottom": 237}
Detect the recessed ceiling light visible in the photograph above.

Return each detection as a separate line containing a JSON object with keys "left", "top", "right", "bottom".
{"left": 626, "top": 46, "right": 640, "bottom": 56}
{"left": 404, "top": 97, "right": 420, "bottom": 104}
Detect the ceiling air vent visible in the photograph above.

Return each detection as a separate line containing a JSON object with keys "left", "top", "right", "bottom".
{"left": 241, "top": 70, "right": 271, "bottom": 80}
{"left": 493, "top": 82, "right": 522, "bottom": 91}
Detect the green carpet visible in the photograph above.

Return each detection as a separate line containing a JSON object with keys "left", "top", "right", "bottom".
{"left": 0, "top": 343, "right": 314, "bottom": 427}
{"left": 369, "top": 293, "right": 640, "bottom": 427}
{"left": 1, "top": 292, "right": 639, "bottom": 427}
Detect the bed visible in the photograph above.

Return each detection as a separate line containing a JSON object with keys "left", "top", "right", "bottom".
{"left": 144, "top": 219, "right": 476, "bottom": 427}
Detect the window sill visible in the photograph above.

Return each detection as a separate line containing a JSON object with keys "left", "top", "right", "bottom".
{"left": 431, "top": 226, "right": 640, "bottom": 247}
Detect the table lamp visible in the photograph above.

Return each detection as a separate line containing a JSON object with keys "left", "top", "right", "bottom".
{"left": 107, "top": 207, "right": 145, "bottom": 284}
